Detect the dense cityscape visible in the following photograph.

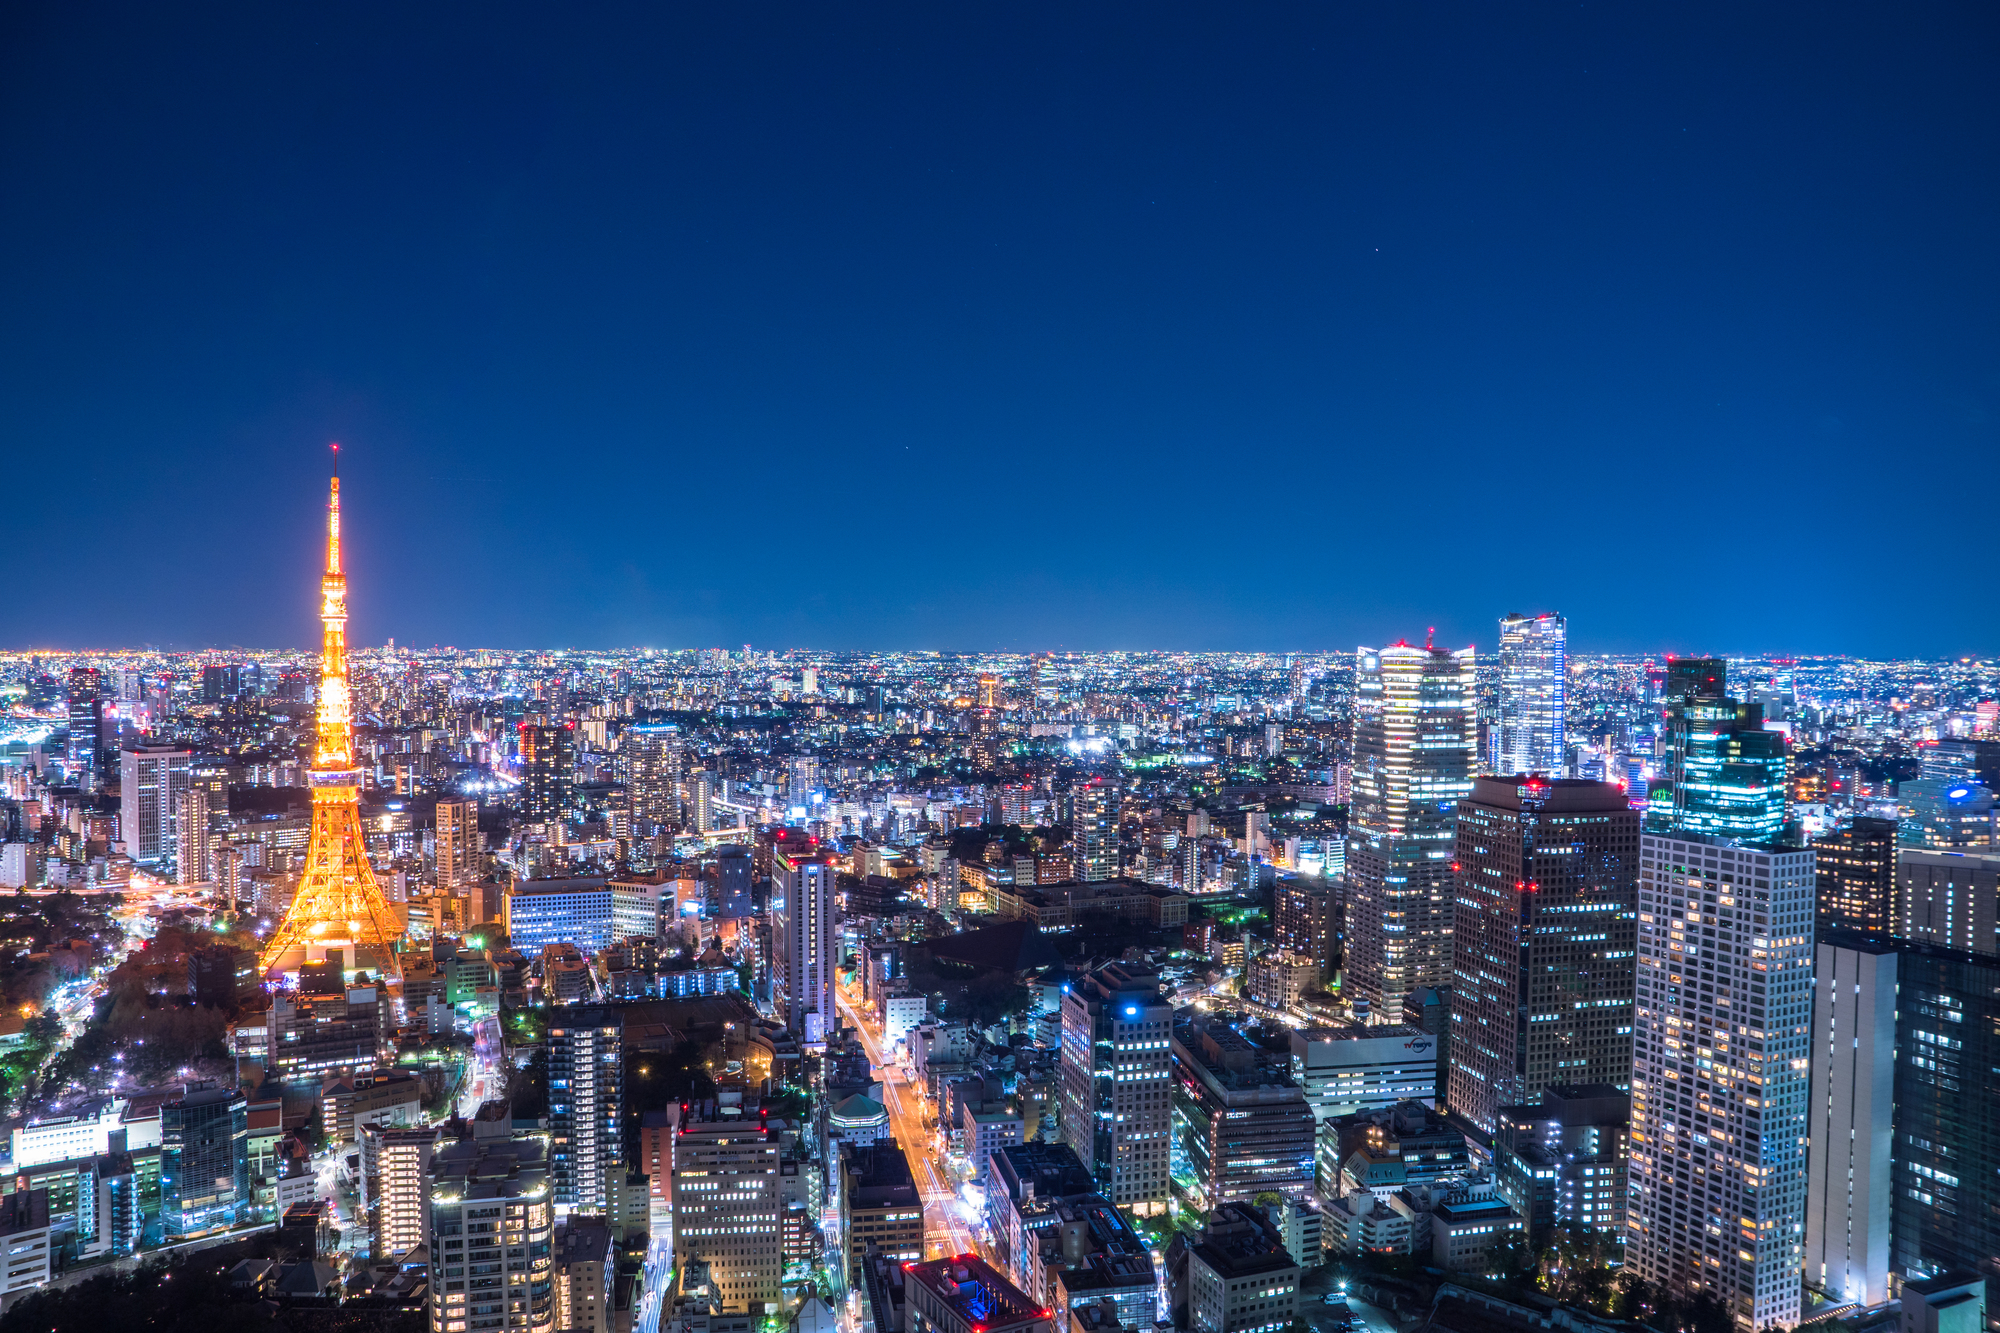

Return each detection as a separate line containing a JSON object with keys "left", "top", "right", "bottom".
{"left": 0, "top": 477, "right": 1993, "bottom": 1333}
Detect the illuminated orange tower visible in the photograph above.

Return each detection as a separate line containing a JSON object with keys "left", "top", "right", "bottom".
{"left": 261, "top": 454, "right": 405, "bottom": 976}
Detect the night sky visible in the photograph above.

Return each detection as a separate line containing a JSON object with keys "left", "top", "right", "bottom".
{"left": 3, "top": 4, "right": 1996, "bottom": 657}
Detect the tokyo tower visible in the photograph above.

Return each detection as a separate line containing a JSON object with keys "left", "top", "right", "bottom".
{"left": 260, "top": 455, "right": 406, "bottom": 975}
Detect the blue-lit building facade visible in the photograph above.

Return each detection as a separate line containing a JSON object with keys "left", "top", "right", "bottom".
{"left": 160, "top": 1085, "right": 249, "bottom": 1237}
{"left": 1492, "top": 612, "right": 1567, "bottom": 777}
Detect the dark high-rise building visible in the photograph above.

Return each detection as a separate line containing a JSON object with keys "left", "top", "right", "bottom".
{"left": 160, "top": 1085, "right": 249, "bottom": 1237}
{"left": 1273, "top": 877, "right": 1340, "bottom": 970}
{"left": 1649, "top": 658, "right": 1789, "bottom": 844}
{"left": 1889, "top": 940, "right": 2000, "bottom": 1294}
{"left": 519, "top": 722, "right": 577, "bottom": 823}
{"left": 202, "top": 663, "right": 244, "bottom": 703}
{"left": 715, "top": 844, "right": 753, "bottom": 917}
{"left": 66, "top": 666, "right": 105, "bottom": 772}
{"left": 1814, "top": 816, "right": 1898, "bottom": 938}
{"left": 1447, "top": 776, "right": 1639, "bottom": 1137}
{"left": 1894, "top": 849, "right": 2000, "bottom": 957}
{"left": 1346, "top": 642, "right": 1476, "bottom": 1011}
{"left": 548, "top": 1005, "right": 623, "bottom": 1211}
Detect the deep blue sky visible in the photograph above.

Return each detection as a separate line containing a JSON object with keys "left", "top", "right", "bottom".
{"left": 2, "top": 4, "right": 1996, "bottom": 657}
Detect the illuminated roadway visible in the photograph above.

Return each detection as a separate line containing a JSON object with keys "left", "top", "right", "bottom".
{"left": 835, "top": 989, "right": 981, "bottom": 1261}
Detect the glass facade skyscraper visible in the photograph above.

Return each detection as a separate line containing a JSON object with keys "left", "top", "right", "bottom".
{"left": 1491, "top": 612, "right": 1567, "bottom": 777}
{"left": 1346, "top": 641, "right": 1476, "bottom": 1010}
{"left": 1649, "top": 659, "right": 1788, "bottom": 844}
{"left": 160, "top": 1085, "right": 249, "bottom": 1237}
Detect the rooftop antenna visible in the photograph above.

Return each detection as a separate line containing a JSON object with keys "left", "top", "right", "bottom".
{"left": 1425, "top": 626, "right": 1435, "bottom": 650}
{"left": 331, "top": 440, "right": 340, "bottom": 477}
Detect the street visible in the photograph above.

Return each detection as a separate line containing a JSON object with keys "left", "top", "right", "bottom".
{"left": 836, "top": 990, "right": 981, "bottom": 1260}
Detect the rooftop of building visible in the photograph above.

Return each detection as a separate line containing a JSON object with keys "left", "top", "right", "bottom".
{"left": 1174, "top": 1014, "right": 1301, "bottom": 1096}
{"left": 429, "top": 1133, "right": 550, "bottom": 1201}
{"left": 925, "top": 920, "right": 1064, "bottom": 974}
{"left": 1469, "top": 775, "right": 1633, "bottom": 813}
{"left": 905, "top": 1253, "right": 1050, "bottom": 1329}
{"left": 1188, "top": 1203, "right": 1296, "bottom": 1279}
{"left": 992, "top": 1141, "right": 1095, "bottom": 1204}
{"left": 844, "top": 1140, "right": 920, "bottom": 1207}
{"left": 555, "top": 1215, "right": 613, "bottom": 1265}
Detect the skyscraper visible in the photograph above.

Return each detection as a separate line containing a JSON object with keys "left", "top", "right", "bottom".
{"left": 548, "top": 1006, "right": 624, "bottom": 1210}
{"left": 1491, "top": 613, "right": 1567, "bottom": 776}
{"left": 1812, "top": 816, "right": 1898, "bottom": 938}
{"left": 1447, "top": 776, "right": 1638, "bottom": 1137}
{"left": 435, "top": 798, "right": 477, "bottom": 891}
{"left": 1627, "top": 834, "right": 1815, "bottom": 1331}
{"left": 1803, "top": 932, "right": 1895, "bottom": 1307}
{"left": 1650, "top": 659, "right": 1789, "bottom": 844}
{"left": 66, "top": 666, "right": 105, "bottom": 774}
{"left": 1059, "top": 962, "right": 1173, "bottom": 1215}
{"left": 1069, "top": 777, "right": 1119, "bottom": 882}
{"left": 120, "top": 744, "right": 191, "bottom": 868}
{"left": 772, "top": 844, "right": 836, "bottom": 1041}
{"left": 1346, "top": 641, "right": 1476, "bottom": 1010}
{"left": 178, "top": 787, "right": 211, "bottom": 886}
{"left": 519, "top": 722, "right": 577, "bottom": 823}
{"left": 618, "top": 725, "right": 681, "bottom": 834}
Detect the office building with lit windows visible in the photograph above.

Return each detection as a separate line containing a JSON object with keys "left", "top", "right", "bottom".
{"left": 1170, "top": 1011, "right": 1315, "bottom": 1208}
{"left": 1627, "top": 833, "right": 1815, "bottom": 1332}
{"left": 1447, "top": 776, "right": 1638, "bottom": 1137}
{"left": 1813, "top": 816, "right": 1897, "bottom": 939}
{"left": 548, "top": 1007, "right": 623, "bottom": 1211}
{"left": 672, "top": 1105, "right": 784, "bottom": 1313}
{"left": 518, "top": 721, "right": 577, "bottom": 822}
{"left": 1491, "top": 612, "right": 1566, "bottom": 777}
{"left": 426, "top": 1132, "right": 554, "bottom": 1333}
{"left": 1069, "top": 778, "right": 1119, "bottom": 882}
{"left": 121, "top": 744, "right": 191, "bottom": 869}
{"left": 1346, "top": 641, "right": 1476, "bottom": 1010}
{"left": 1059, "top": 962, "right": 1174, "bottom": 1214}
{"left": 773, "top": 844, "right": 837, "bottom": 1041}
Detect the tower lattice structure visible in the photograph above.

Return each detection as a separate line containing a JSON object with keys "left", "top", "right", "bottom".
{"left": 260, "top": 466, "right": 405, "bottom": 975}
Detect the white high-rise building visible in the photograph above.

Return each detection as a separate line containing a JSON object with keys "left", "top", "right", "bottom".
{"left": 1629, "top": 832, "right": 1815, "bottom": 1333}
{"left": 1804, "top": 936, "right": 1895, "bottom": 1307}
{"left": 362, "top": 1124, "right": 440, "bottom": 1260}
{"left": 1491, "top": 612, "right": 1566, "bottom": 776}
{"left": 119, "top": 744, "right": 191, "bottom": 868}
{"left": 773, "top": 844, "right": 837, "bottom": 1042}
